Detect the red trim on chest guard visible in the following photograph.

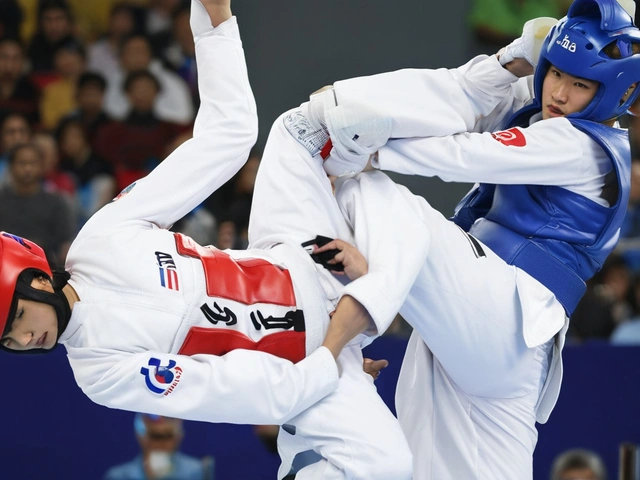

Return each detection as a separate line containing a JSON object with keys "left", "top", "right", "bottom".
{"left": 491, "top": 127, "right": 527, "bottom": 147}
{"left": 174, "top": 233, "right": 296, "bottom": 306}
{"left": 178, "top": 327, "right": 306, "bottom": 363}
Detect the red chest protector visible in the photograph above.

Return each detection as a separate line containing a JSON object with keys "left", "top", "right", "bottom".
{"left": 173, "top": 233, "right": 306, "bottom": 363}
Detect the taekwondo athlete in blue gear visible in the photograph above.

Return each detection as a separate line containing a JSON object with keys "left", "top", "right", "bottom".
{"left": 453, "top": 0, "right": 639, "bottom": 316}
{"left": 283, "top": 0, "right": 640, "bottom": 478}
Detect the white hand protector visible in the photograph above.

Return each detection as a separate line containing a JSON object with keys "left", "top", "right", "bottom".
{"left": 302, "top": 87, "right": 337, "bottom": 132}
{"left": 323, "top": 104, "right": 392, "bottom": 176}
{"left": 323, "top": 147, "right": 377, "bottom": 178}
{"left": 498, "top": 17, "right": 558, "bottom": 68}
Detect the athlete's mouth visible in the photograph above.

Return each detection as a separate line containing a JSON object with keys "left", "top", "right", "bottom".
{"left": 547, "top": 105, "right": 564, "bottom": 116}
{"left": 36, "top": 332, "right": 47, "bottom": 347}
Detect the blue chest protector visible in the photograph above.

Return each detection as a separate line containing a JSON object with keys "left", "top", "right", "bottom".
{"left": 452, "top": 113, "right": 630, "bottom": 316}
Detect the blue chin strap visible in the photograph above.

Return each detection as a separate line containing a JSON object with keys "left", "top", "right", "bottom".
{"left": 526, "top": 0, "right": 640, "bottom": 124}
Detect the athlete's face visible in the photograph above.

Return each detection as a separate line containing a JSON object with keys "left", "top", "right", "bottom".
{"left": 1, "top": 277, "right": 58, "bottom": 351}
{"left": 541, "top": 65, "right": 599, "bottom": 120}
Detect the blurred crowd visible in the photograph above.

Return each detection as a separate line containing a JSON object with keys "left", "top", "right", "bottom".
{"left": 0, "top": 0, "right": 258, "bottom": 271}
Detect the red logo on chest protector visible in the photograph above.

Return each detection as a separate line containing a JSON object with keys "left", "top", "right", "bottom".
{"left": 491, "top": 128, "right": 527, "bottom": 147}
{"left": 174, "top": 232, "right": 296, "bottom": 306}
{"left": 174, "top": 233, "right": 305, "bottom": 363}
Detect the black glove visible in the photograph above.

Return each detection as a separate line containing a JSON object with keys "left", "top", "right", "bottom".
{"left": 301, "top": 235, "right": 345, "bottom": 273}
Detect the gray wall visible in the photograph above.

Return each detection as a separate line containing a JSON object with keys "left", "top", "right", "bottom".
{"left": 232, "top": 0, "right": 479, "bottom": 215}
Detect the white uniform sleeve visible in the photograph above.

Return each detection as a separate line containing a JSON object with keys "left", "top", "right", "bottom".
{"left": 69, "top": 346, "right": 339, "bottom": 426}
{"left": 332, "top": 55, "right": 532, "bottom": 138}
{"left": 374, "top": 118, "right": 609, "bottom": 192}
{"left": 83, "top": 16, "right": 258, "bottom": 233}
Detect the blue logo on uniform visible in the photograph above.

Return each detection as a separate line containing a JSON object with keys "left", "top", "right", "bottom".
{"left": 140, "top": 357, "right": 183, "bottom": 396}
{"left": 2, "top": 233, "right": 31, "bottom": 249}
{"left": 113, "top": 182, "right": 136, "bottom": 201}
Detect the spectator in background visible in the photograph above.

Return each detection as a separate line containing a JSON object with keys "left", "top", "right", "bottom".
{"left": 161, "top": 4, "right": 198, "bottom": 109}
{"left": 214, "top": 219, "right": 237, "bottom": 249}
{"left": 87, "top": 4, "right": 137, "bottom": 81}
{"left": 550, "top": 448, "right": 607, "bottom": 480}
{"left": 104, "top": 414, "right": 213, "bottom": 480}
{"left": 467, "top": 0, "right": 569, "bottom": 56}
{"left": 32, "top": 130, "right": 75, "bottom": 196}
{"left": 0, "top": 0, "right": 23, "bottom": 40}
{"left": 61, "top": 72, "right": 113, "bottom": 151}
{"left": 104, "top": 33, "right": 194, "bottom": 125}
{"left": 570, "top": 253, "right": 634, "bottom": 341}
{"left": 27, "top": 1, "right": 79, "bottom": 80}
{"left": 0, "top": 38, "right": 40, "bottom": 125}
{"left": 57, "top": 118, "right": 116, "bottom": 226}
{"left": 0, "top": 143, "right": 75, "bottom": 264}
{"left": 95, "top": 69, "right": 186, "bottom": 191}
{"left": 204, "top": 146, "right": 261, "bottom": 248}
{"left": 611, "top": 274, "right": 640, "bottom": 344}
{"left": 145, "top": 0, "right": 185, "bottom": 37}
{"left": 40, "top": 39, "right": 86, "bottom": 131}
{"left": 617, "top": 156, "right": 640, "bottom": 272}
{"left": 65, "top": 0, "right": 133, "bottom": 43}
{"left": 0, "top": 112, "right": 31, "bottom": 184}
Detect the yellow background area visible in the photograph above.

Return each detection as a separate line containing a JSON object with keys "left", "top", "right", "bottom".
{"left": 18, "top": 0, "right": 153, "bottom": 43}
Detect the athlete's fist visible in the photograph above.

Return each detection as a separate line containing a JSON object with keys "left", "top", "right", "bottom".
{"left": 314, "top": 239, "right": 368, "bottom": 280}
{"left": 498, "top": 17, "right": 558, "bottom": 70}
{"left": 363, "top": 358, "right": 388, "bottom": 380}
{"left": 193, "top": 0, "right": 231, "bottom": 29}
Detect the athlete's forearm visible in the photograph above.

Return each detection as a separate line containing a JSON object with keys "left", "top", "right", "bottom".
{"left": 321, "top": 295, "right": 372, "bottom": 359}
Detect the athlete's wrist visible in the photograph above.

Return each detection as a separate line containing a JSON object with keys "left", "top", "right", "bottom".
{"left": 321, "top": 296, "right": 371, "bottom": 359}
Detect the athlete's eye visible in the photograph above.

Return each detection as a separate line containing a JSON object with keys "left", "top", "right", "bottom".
{"left": 15, "top": 308, "right": 23, "bottom": 320}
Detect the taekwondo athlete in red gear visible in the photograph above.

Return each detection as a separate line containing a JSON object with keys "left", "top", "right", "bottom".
{"left": 0, "top": 1, "right": 430, "bottom": 479}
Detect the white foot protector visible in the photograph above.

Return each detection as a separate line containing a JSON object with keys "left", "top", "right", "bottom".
{"left": 283, "top": 109, "right": 330, "bottom": 157}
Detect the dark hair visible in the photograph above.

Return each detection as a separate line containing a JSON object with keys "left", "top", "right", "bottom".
{"left": 602, "top": 41, "right": 640, "bottom": 59}
{"left": 38, "top": 0, "right": 72, "bottom": 22}
{"left": 0, "top": 37, "right": 24, "bottom": 53}
{"left": 77, "top": 71, "right": 107, "bottom": 92}
{"left": 118, "top": 33, "right": 151, "bottom": 56}
{"left": 53, "top": 38, "right": 85, "bottom": 59}
{"left": 0, "top": 112, "right": 30, "bottom": 131}
{"left": 550, "top": 449, "right": 607, "bottom": 480}
{"left": 7, "top": 143, "right": 41, "bottom": 166}
{"left": 110, "top": 3, "right": 135, "bottom": 19}
{"left": 123, "top": 70, "right": 161, "bottom": 93}
{"left": 54, "top": 117, "right": 84, "bottom": 144}
{"left": 172, "top": 3, "right": 191, "bottom": 21}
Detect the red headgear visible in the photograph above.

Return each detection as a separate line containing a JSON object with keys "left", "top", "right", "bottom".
{"left": 0, "top": 232, "right": 52, "bottom": 334}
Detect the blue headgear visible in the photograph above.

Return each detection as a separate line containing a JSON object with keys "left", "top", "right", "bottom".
{"left": 534, "top": 0, "right": 640, "bottom": 123}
